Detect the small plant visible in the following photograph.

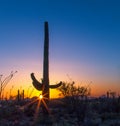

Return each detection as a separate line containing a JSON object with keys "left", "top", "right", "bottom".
{"left": 0, "top": 71, "right": 17, "bottom": 100}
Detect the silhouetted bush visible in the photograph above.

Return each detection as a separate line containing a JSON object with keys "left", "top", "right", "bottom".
{"left": 58, "top": 82, "right": 90, "bottom": 125}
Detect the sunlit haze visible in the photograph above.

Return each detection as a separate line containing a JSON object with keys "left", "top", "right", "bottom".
{"left": 0, "top": 0, "right": 120, "bottom": 98}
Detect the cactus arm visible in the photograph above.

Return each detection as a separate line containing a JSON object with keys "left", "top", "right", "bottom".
{"left": 30, "top": 73, "right": 43, "bottom": 90}
{"left": 49, "top": 81, "right": 62, "bottom": 89}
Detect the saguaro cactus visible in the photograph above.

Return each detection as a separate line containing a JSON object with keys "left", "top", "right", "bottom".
{"left": 31, "top": 22, "right": 62, "bottom": 114}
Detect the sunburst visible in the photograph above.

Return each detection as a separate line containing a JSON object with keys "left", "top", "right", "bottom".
{"left": 21, "top": 93, "right": 51, "bottom": 125}
{"left": 33, "top": 93, "right": 50, "bottom": 124}
{"left": 39, "top": 94, "right": 43, "bottom": 100}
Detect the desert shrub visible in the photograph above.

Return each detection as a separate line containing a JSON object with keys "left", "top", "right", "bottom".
{"left": 58, "top": 82, "right": 90, "bottom": 98}
{"left": 58, "top": 82, "right": 91, "bottom": 124}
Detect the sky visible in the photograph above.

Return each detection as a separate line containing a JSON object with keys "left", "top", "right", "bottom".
{"left": 0, "top": 0, "right": 120, "bottom": 98}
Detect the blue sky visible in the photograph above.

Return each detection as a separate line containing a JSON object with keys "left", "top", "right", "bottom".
{"left": 0, "top": 0, "right": 120, "bottom": 96}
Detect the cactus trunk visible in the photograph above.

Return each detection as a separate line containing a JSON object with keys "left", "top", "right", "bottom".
{"left": 42, "top": 22, "right": 49, "bottom": 100}
{"left": 42, "top": 22, "right": 49, "bottom": 114}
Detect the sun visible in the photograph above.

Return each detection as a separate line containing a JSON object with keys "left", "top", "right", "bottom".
{"left": 39, "top": 94, "right": 43, "bottom": 100}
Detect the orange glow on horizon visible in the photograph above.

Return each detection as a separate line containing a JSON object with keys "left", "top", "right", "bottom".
{"left": 2, "top": 86, "right": 120, "bottom": 100}
{"left": 1, "top": 71, "right": 120, "bottom": 100}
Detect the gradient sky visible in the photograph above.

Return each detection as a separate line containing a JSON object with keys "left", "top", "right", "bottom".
{"left": 0, "top": 0, "right": 120, "bottom": 98}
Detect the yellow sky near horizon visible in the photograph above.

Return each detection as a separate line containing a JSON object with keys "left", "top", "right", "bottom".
{"left": 1, "top": 60, "right": 120, "bottom": 99}
{"left": 2, "top": 72, "right": 120, "bottom": 99}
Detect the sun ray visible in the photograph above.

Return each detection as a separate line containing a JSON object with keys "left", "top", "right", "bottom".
{"left": 41, "top": 98, "right": 50, "bottom": 114}
{"left": 33, "top": 99, "right": 41, "bottom": 124}
{"left": 21, "top": 98, "right": 39, "bottom": 108}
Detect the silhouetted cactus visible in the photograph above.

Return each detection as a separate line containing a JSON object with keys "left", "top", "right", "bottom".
{"left": 17, "top": 89, "right": 20, "bottom": 102}
{"left": 17, "top": 89, "right": 24, "bottom": 102}
{"left": 31, "top": 22, "right": 62, "bottom": 114}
